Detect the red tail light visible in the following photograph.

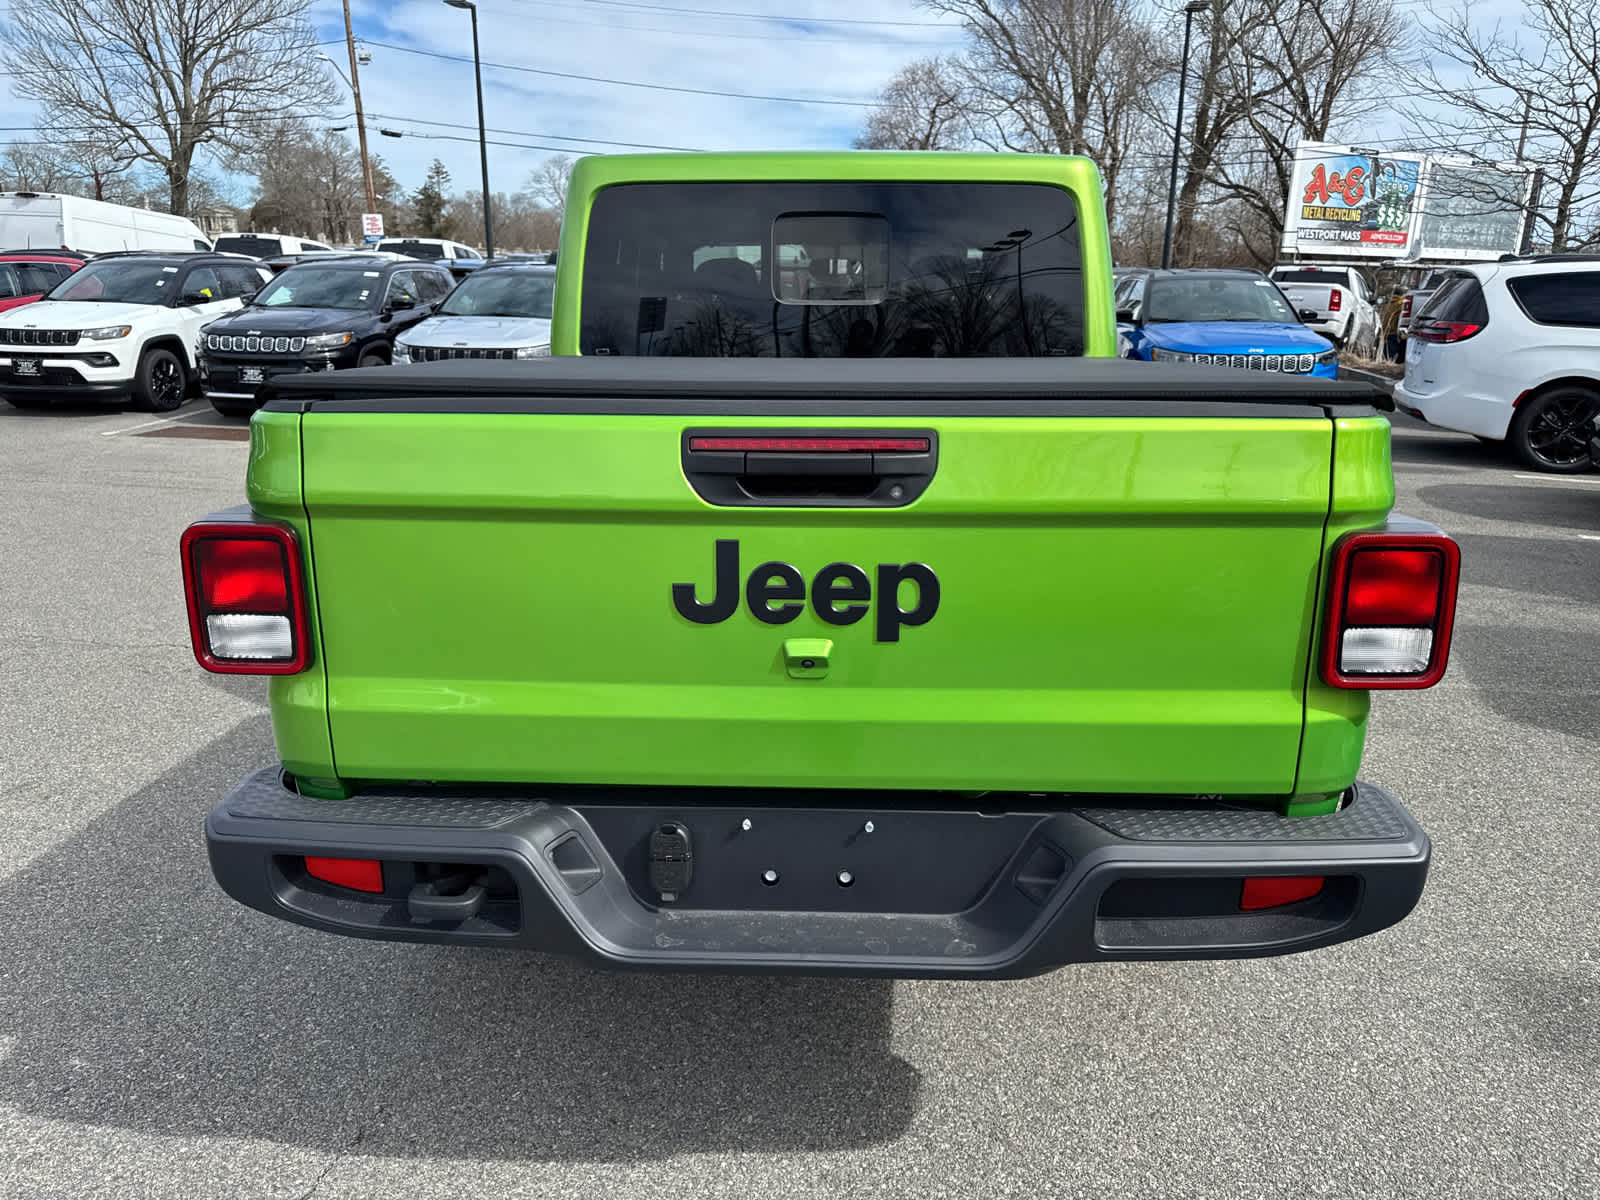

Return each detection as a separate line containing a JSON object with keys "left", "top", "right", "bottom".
{"left": 1412, "top": 321, "right": 1482, "bottom": 344}
{"left": 1321, "top": 531, "right": 1459, "bottom": 689}
{"left": 1328, "top": 289, "right": 1342, "bottom": 312}
{"left": 181, "top": 521, "right": 309, "bottom": 674}
{"left": 1400, "top": 295, "right": 1412, "bottom": 319}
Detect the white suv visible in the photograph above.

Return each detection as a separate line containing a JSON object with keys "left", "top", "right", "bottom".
{"left": 1394, "top": 257, "right": 1600, "bottom": 472}
{"left": 0, "top": 252, "right": 270, "bottom": 411}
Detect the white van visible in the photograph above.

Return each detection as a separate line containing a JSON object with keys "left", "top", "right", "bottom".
{"left": 212, "top": 232, "right": 336, "bottom": 258}
{"left": 0, "top": 192, "right": 212, "bottom": 254}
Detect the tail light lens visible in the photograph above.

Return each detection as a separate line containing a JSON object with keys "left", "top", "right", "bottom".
{"left": 1329, "top": 289, "right": 1342, "bottom": 312}
{"left": 1400, "top": 295, "right": 1412, "bottom": 320}
{"left": 1321, "top": 531, "right": 1460, "bottom": 689}
{"left": 181, "top": 520, "right": 309, "bottom": 674}
{"left": 1412, "top": 320, "right": 1482, "bottom": 344}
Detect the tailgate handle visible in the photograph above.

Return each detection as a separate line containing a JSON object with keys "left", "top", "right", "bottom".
{"left": 681, "top": 430, "right": 938, "bottom": 508}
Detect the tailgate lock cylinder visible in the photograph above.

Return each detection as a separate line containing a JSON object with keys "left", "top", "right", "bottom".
{"left": 649, "top": 822, "right": 693, "bottom": 901}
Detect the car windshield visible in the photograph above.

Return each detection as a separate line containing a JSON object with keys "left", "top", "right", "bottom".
{"left": 1273, "top": 269, "right": 1348, "bottom": 285}
{"left": 1144, "top": 276, "right": 1298, "bottom": 323}
{"left": 215, "top": 235, "right": 283, "bottom": 256}
{"left": 438, "top": 272, "right": 554, "bottom": 318}
{"left": 380, "top": 241, "right": 445, "bottom": 262}
{"left": 253, "top": 266, "right": 380, "bottom": 310}
{"left": 47, "top": 260, "right": 183, "bottom": 304}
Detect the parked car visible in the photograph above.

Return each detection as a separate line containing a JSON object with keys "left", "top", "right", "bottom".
{"left": 212, "top": 233, "right": 336, "bottom": 259}
{"left": 0, "top": 251, "right": 267, "bottom": 411}
{"left": 0, "top": 249, "right": 86, "bottom": 313}
{"left": 1117, "top": 269, "right": 1338, "bottom": 377}
{"left": 198, "top": 254, "right": 455, "bottom": 416}
{"left": 1394, "top": 256, "right": 1600, "bottom": 472}
{"left": 0, "top": 192, "right": 212, "bottom": 253}
{"left": 1396, "top": 268, "right": 1455, "bottom": 343}
{"left": 376, "top": 236, "right": 485, "bottom": 277}
{"left": 1268, "top": 264, "right": 1380, "bottom": 355}
{"left": 393, "top": 261, "right": 554, "bottom": 362}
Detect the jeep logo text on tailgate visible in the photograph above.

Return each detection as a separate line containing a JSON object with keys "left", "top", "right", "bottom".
{"left": 673, "top": 539, "right": 940, "bottom": 642}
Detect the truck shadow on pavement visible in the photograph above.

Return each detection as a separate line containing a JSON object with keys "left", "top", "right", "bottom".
{"left": 0, "top": 716, "right": 921, "bottom": 1160}
{"left": 1417, "top": 483, "right": 1600, "bottom": 534}
{"left": 1387, "top": 432, "right": 1508, "bottom": 470}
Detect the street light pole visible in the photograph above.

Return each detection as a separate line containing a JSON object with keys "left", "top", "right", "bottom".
{"left": 340, "top": 0, "right": 378, "bottom": 215}
{"left": 1162, "top": 1, "right": 1210, "bottom": 270}
{"left": 445, "top": 0, "right": 494, "bottom": 258}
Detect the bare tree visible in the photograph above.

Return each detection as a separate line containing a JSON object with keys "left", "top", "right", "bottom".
{"left": 0, "top": 143, "right": 78, "bottom": 192}
{"left": 922, "top": 0, "right": 1166, "bottom": 230}
{"left": 526, "top": 155, "right": 574, "bottom": 218}
{"left": 244, "top": 119, "right": 399, "bottom": 242}
{"left": 855, "top": 58, "right": 970, "bottom": 150}
{"left": 1186, "top": 0, "right": 1408, "bottom": 265}
{"left": 3, "top": 0, "right": 334, "bottom": 215}
{"left": 1409, "top": 0, "right": 1600, "bottom": 249}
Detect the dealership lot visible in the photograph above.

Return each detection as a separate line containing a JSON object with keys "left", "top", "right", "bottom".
{"left": 1, "top": 402, "right": 1595, "bottom": 1199}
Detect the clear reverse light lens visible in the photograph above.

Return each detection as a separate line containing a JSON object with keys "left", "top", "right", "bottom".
{"left": 206, "top": 613, "right": 293, "bottom": 660}
{"left": 1340, "top": 627, "right": 1433, "bottom": 674}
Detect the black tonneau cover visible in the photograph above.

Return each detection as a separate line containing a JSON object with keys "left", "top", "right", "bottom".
{"left": 263, "top": 358, "right": 1379, "bottom": 418}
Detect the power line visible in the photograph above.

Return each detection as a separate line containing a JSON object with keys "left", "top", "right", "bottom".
{"left": 550, "top": 0, "right": 958, "bottom": 27}
{"left": 357, "top": 37, "right": 891, "bottom": 107}
{"left": 508, "top": 2, "right": 955, "bottom": 46}
{"left": 361, "top": 110, "right": 703, "bottom": 151}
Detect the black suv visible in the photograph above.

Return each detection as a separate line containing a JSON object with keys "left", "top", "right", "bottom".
{"left": 198, "top": 255, "right": 455, "bottom": 416}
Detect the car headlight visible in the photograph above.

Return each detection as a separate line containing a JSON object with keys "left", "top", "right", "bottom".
{"left": 514, "top": 344, "right": 552, "bottom": 358}
{"left": 1315, "top": 348, "right": 1338, "bottom": 366}
{"left": 303, "top": 331, "right": 354, "bottom": 351}
{"left": 392, "top": 343, "right": 411, "bottom": 363}
{"left": 82, "top": 324, "right": 132, "bottom": 340}
{"left": 1150, "top": 347, "right": 1195, "bottom": 363}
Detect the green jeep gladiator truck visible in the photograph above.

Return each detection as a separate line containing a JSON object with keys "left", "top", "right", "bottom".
{"left": 183, "top": 152, "right": 1460, "bottom": 977}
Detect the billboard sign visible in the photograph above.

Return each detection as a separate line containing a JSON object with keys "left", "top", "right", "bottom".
{"left": 1281, "top": 144, "right": 1423, "bottom": 258}
{"left": 1412, "top": 158, "right": 1534, "bottom": 260}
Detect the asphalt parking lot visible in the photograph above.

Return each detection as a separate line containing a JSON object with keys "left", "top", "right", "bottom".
{"left": 1, "top": 398, "right": 1596, "bottom": 1199}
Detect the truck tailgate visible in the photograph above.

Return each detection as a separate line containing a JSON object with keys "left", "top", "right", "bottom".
{"left": 281, "top": 361, "right": 1355, "bottom": 796}
{"left": 1278, "top": 283, "right": 1336, "bottom": 316}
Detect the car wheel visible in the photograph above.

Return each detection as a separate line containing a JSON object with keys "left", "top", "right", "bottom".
{"left": 135, "top": 348, "right": 186, "bottom": 412}
{"left": 3, "top": 394, "right": 51, "bottom": 410}
{"left": 358, "top": 350, "right": 388, "bottom": 368}
{"left": 1509, "top": 386, "right": 1600, "bottom": 473}
{"left": 209, "top": 396, "right": 258, "bottom": 418}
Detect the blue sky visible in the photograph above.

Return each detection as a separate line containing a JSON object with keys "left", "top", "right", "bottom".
{"left": 0, "top": 0, "right": 1535, "bottom": 206}
{"left": 300, "top": 0, "right": 968, "bottom": 198}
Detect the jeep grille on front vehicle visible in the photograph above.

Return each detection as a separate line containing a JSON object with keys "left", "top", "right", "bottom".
{"left": 180, "top": 522, "right": 309, "bottom": 674}
{"left": 1320, "top": 533, "right": 1461, "bottom": 689}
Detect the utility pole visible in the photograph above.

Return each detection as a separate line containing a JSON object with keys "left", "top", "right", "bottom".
{"left": 343, "top": 0, "right": 378, "bottom": 214}
{"left": 1162, "top": 1, "right": 1211, "bottom": 270}
{"left": 1519, "top": 167, "right": 1544, "bottom": 255}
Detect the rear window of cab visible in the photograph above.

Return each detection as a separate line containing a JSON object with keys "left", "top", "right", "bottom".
{"left": 579, "top": 181, "right": 1084, "bottom": 357}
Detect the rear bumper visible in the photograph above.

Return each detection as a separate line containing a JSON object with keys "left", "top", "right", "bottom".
{"left": 207, "top": 768, "right": 1430, "bottom": 977}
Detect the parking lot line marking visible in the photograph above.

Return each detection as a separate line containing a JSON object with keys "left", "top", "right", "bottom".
{"left": 101, "top": 409, "right": 212, "bottom": 437}
{"left": 1512, "top": 473, "right": 1600, "bottom": 485}
{"left": 1581, "top": 534, "right": 1600, "bottom": 542}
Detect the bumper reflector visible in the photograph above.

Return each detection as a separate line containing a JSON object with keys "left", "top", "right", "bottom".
{"left": 1241, "top": 875, "right": 1325, "bottom": 910}
{"left": 205, "top": 613, "right": 293, "bottom": 659}
{"left": 305, "top": 856, "right": 384, "bottom": 893}
{"left": 1340, "top": 627, "right": 1433, "bottom": 674}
